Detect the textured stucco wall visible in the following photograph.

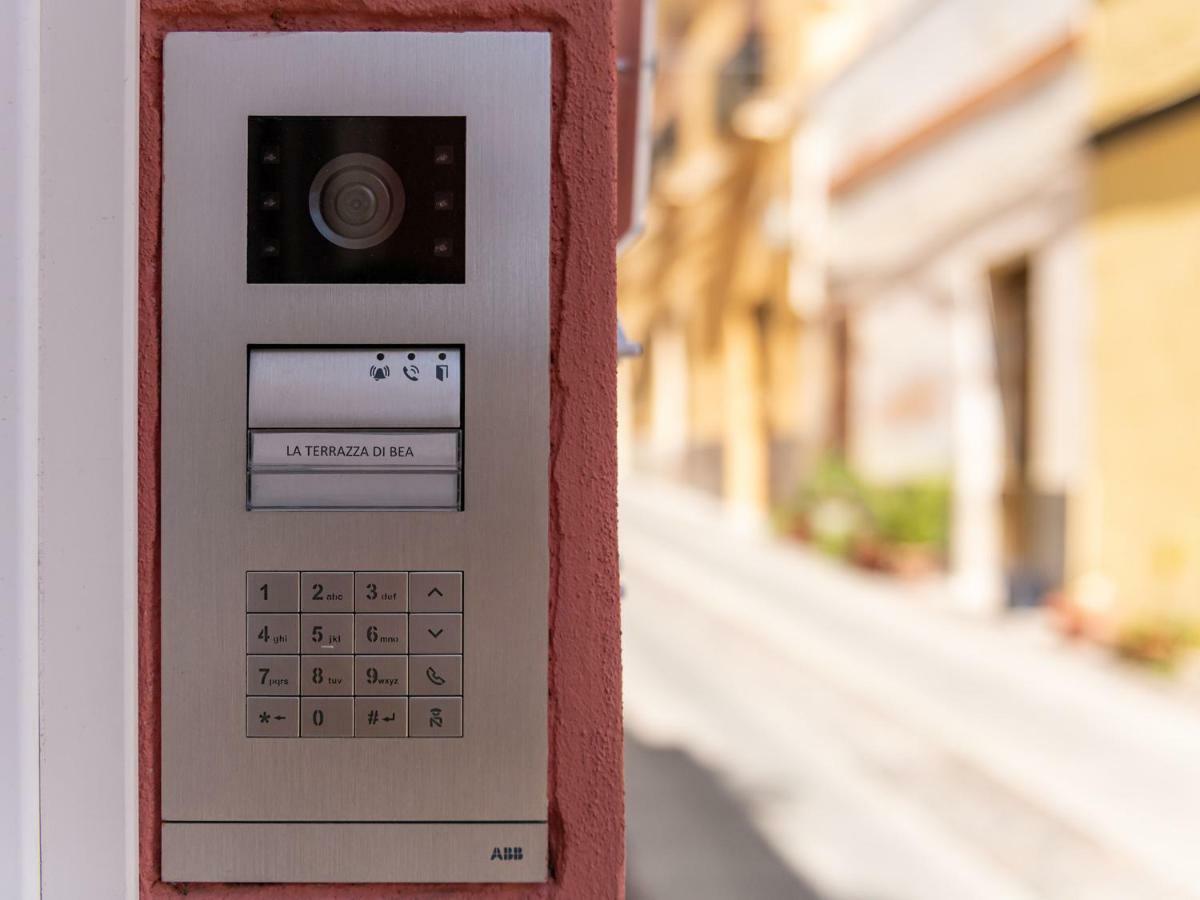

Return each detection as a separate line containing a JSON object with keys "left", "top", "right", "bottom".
{"left": 137, "top": 2, "right": 622, "bottom": 896}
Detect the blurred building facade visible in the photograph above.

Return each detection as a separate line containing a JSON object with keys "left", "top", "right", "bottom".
{"left": 795, "top": 0, "right": 1088, "bottom": 612}
{"left": 1077, "top": 0, "right": 1200, "bottom": 632}
{"left": 617, "top": 0, "right": 810, "bottom": 521}
{"left": 621, "top": 0, "right": 1089, "bottom": 613}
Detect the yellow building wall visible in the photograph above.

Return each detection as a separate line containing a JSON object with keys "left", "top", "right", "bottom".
{"left": 617, "top": 0, "right": 810, "bottom": 511}
{"left": 1090, "top": 0, "right": 1200, "bottom": 130}
{"left": 1083, "top": 0, "right": 1200, "bottom": 627}
{"left": 1086, "top": 106, "right": 1200, "bottom": 624}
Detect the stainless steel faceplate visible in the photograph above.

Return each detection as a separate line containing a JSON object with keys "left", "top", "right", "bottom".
{"left": 160, "top": 31, "right": 550, "bottom": 883}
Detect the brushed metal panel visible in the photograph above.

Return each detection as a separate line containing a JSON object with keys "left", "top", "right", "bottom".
{"left": 248, "top": 347, "right": 462, "bottom": 428}
{"left": 162, "top": 823, "right": 548, "bottom": 883}
{"left": 161, "top": 31, "right": 550, "bottom": 882}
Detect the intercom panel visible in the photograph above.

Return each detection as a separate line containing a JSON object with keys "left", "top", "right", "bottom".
{"left": 160, "top": 32, "right": 550, "bottom": 883}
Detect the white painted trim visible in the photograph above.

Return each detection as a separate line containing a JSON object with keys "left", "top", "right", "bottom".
{"left": 0, "top": 0, "right": 42, "bottom": 894}
{"left": 38, "top": 0, "right": 139, "bottom": 895}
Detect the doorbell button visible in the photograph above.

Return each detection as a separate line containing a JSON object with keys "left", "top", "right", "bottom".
{"left": 247, "top": 347, "right": 462, "bottom": 429}
{"left": 300, "top": 572, "right": 354, "bottom": 613}
{"left": 249, "top": 431, "right": 459, "bottom": 471}
{"left": 409, "top": 614, "right": 463, "bottom": 654}
{"left": 246, "top": 614, "right": 299, "bottom": 655}
{"left": 246, "top": 571, "right": 299, "bottom": 612}
{"left": 409, "top": 572, "right": 463, "bottom": 613}
{"left": 355, "top": 572, "right": 408, "bottom": 613}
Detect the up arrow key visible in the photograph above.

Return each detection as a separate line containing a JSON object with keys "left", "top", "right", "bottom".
{"left": 427, "top": 587, "right": 444, "bottom": 597}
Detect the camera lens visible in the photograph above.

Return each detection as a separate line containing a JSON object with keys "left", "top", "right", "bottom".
{"left": 308, "top": 153, "right": 405, "bottom": 250}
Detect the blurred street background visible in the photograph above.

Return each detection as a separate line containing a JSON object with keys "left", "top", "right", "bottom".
{"left": 616, "top": 1, "right": 1200, "bottom": 897}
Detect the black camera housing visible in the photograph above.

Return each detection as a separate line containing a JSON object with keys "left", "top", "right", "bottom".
{"left": 247, "top": 116, "right": 466, "bottom": 284}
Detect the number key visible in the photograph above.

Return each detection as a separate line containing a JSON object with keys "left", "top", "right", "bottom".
{"left": 300, "top": 571, "right": 353, "bottom": 612}
{"left": 355, "top": 571, "right": 407, "bottom": 612}
{"left": 354, "top": 655, "right": 408, "bottom": 695}
{"left": 300, "top": 655, "right": 353, "bottom": 696}
{"left": 246, "top": 614, "right": 298, "bottom": 654}
{"left": 247, "top": 571, "right": 299, "bottom": 612}
{"left": 354, "top": 614, "right": 407, "bottom": 654}
{"left": 300, "top": 697, "right": 353, "bottom": 737}
{"left": 246, "top": 654, "right": 299, "bottom": 695}
{"left": 301, "top": 613, "right": 352, "bottom": 654}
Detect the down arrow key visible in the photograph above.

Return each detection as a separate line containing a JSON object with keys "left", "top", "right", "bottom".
{"left": 410, "top": 614, "right": 462, "bottom": 653}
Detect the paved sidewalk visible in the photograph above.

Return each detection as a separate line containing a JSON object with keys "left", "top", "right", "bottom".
{"left": 621, "top": 475, "right": 1200, "bottom": 900}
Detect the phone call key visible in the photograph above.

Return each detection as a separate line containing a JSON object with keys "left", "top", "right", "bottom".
{"left": 409, "top": 655, "right": 462, "bottom": 695}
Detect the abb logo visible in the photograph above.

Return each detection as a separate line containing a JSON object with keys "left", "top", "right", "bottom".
{"left": 490, "top": 846, "right": 524, "bottom": 861}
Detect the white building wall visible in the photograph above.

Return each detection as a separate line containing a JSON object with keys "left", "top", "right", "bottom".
{"left": 803, "top": 0, "right": 1088, "bottom": 611}
{"left": 816, "top": 0, "right": 1083, "bottom": 170}
{"left": 850, "top": 289, "right": 953, "bottom": 481}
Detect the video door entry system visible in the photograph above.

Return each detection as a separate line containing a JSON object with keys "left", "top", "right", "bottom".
{"left": 160, "top": 33, "right": 550, "bottom": 883}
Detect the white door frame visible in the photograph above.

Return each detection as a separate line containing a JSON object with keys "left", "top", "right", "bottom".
{"left": 26, "top": 0, "right": 140, "bottom": 896}
{"left": 0, "top": 0, "right": 43, "bottom": 894}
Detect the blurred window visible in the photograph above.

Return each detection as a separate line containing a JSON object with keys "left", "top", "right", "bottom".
{"left": 715, "top": 28, "right": 763, "bottom": 135}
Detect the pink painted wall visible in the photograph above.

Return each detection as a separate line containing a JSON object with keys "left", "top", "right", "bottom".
{"left": 137, "top": 3, "right": 623, "bottom": 896}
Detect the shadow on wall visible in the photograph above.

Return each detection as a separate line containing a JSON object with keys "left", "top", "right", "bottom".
{"left": 625, "top": 736, "right": 824, "bottom": 900}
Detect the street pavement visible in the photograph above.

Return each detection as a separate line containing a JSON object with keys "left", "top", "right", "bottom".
{"left": 621, "top": 475, "right": 1200, "bottom": 900}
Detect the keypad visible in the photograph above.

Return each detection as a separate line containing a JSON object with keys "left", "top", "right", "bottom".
{"left": 245, "top": 570, "right": 463, "bottom": 738}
